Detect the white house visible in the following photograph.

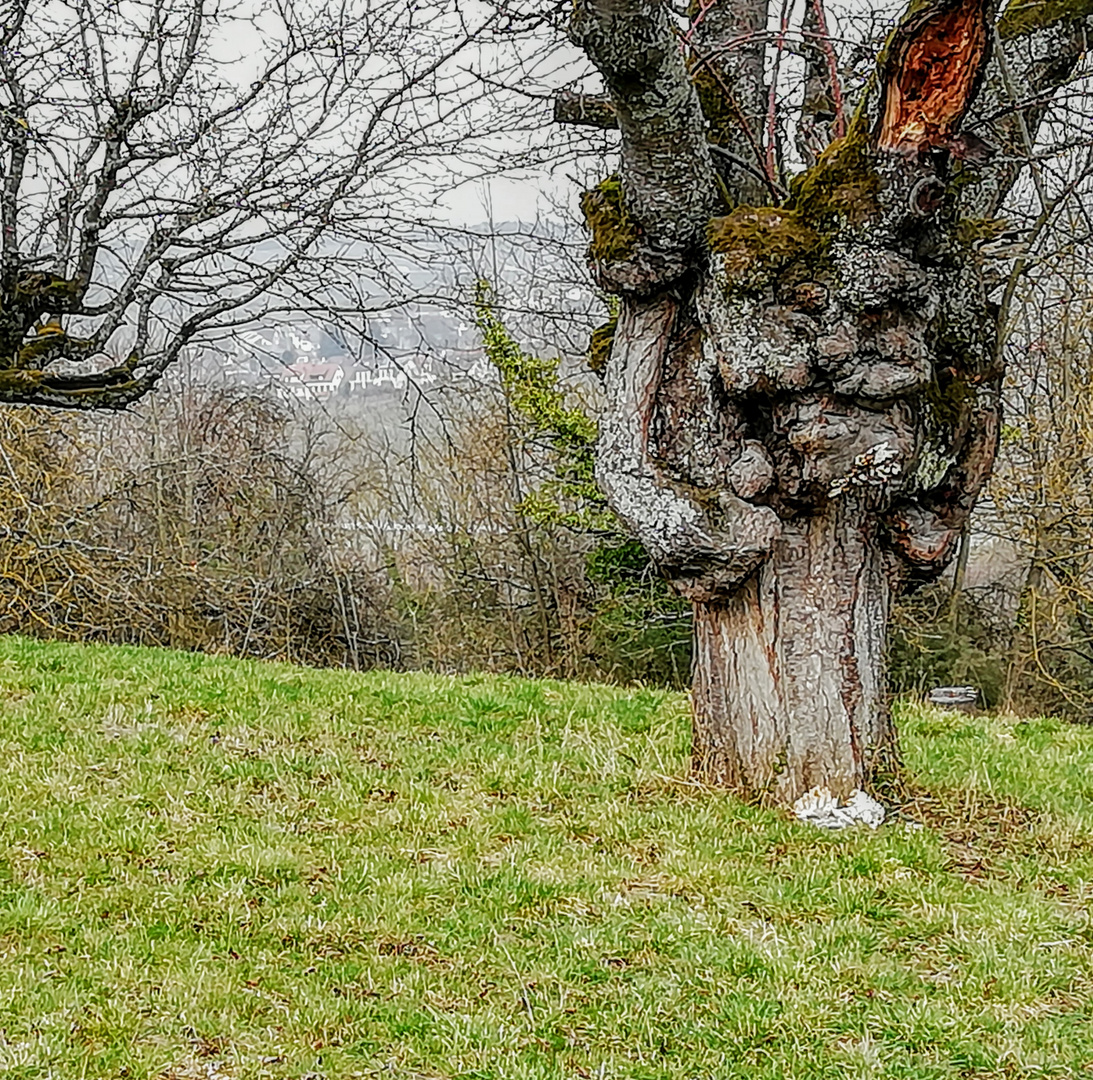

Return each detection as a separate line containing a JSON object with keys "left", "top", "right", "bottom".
{"left": 284, "top": 362, "right": 345, "bottom": 400}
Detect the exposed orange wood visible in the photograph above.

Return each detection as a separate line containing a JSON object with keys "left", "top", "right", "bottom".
{"left": 877, "top": 0, "right": 991, "bottom": 153}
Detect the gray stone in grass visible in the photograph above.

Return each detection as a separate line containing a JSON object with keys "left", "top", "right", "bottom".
{"left": 928, "top": 685, "right": 978, "bottom": 713}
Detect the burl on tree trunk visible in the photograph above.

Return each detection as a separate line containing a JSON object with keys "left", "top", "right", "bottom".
{"left": 567, "top": 0, "right": 1091, "bottom": 805}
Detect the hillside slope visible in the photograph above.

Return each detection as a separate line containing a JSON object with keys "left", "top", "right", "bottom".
{"left": 0, "top": 635, "right": 1091, "bottom": 1079}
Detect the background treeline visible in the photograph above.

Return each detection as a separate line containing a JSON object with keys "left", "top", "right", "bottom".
{"left": 0, "top": 337, "right": 690, "bottom": 686}
{"left": 2, "top": 282, "right": 1093, "bottom": 719}
{"left": 0, "top": 389, "right": 396, "bottom": 670}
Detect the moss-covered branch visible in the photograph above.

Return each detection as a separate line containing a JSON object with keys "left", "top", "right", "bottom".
{"left": 580, "top": 176, "right": 641, "bottom": 268}
{"left": 997, "top": 0, "right": 1093, "bottom": 39}
{"left": 0, "top": 353, "right": 158, "bottom": 410}
{"left": 570, "top": 0, "right": 719, "bottom": 288}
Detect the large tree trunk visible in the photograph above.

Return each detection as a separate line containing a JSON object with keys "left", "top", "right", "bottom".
{"left": 592, "top": 204, "right": 996, "bottom": 805}
{"left": 692, "top": 504, "right": 895, "bottom": 802}
{"left": 568, "top": 0, "right": 1092, "bottom": 806}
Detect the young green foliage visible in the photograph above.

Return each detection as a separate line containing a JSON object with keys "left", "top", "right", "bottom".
{"left": 474, "top": 282, "right": 605, "bottom": 530}
{"left": 474, "top": 287, "right": 691, "bottom": 680}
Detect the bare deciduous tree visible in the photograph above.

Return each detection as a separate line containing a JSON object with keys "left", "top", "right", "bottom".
{"left": 0, "top": 0, "right": 501, "bottom": 408}
{"left": 556, "top": 0, "right": 1092, "bottom": 805}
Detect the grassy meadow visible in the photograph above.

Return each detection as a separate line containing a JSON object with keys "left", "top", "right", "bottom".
{"left": 0, "top": 635, "right": 1091, "bottom": 1079}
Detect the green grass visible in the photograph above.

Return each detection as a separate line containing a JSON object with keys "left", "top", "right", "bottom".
{"left": 0, "top": 636, "right": 1091, "bottom": 1079}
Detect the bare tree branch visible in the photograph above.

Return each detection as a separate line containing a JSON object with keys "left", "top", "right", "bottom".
{"left": 796, "top": 0, "right": 844, "bottom": 166}
{"left": 687, "top": 0, "right": 771, "bottom": 204}
{"left": 962, "top": 0, "right": 1093, "bottom": 215}
{"left": 0, "top": 0, "right": 511, "bottom": 409}
{"left": 553, "top": 90, "right": 618, "bottom": 128}
{"left": 570, "top": 0, "right": 720, "bottom": 291}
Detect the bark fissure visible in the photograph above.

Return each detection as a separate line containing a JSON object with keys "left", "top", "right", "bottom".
{"left": 692, "top": 502, "right": 895, "bottom": 802}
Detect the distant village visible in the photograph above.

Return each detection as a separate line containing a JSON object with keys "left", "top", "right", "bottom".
{"left": 210, "top": 309, "right": 494, "bottom": 401}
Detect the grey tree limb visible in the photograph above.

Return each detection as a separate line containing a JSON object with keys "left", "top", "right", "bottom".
{"left": 570, "top": 0, "right": 721, "bottom": 290}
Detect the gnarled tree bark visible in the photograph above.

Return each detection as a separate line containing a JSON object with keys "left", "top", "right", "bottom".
{"left": 565, "top": 0, "right": 1091, "bottom": 805}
